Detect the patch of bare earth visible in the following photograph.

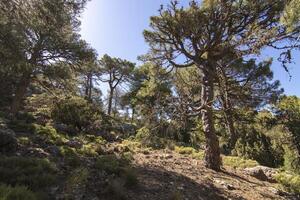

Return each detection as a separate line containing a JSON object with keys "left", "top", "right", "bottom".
{"left": 125, "top": 150, "right": 291, "bottom": 200}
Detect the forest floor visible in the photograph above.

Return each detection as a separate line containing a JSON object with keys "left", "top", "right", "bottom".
{"left": 113, "top": 148, "right": 295, "bottom": 200}
{"left": 1, "top": 117, "right": 299, "bottom": 200}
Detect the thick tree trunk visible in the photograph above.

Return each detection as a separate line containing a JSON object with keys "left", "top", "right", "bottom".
{"left": 11, "top": 73, "right": 31, "bottom": 115}
{"left": 107, "top": 87, "right": 114, "bottom": 116}
{"left": 201, "top": 69, "right": 221, "bottom": 171}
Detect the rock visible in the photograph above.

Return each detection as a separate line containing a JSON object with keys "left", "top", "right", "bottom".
{"left": 27, "top": 147, "right": 49, "bottom": 158}
{"left": 165, "top": 154, "right": 173, "bottom": 159}
{"left": 0, "top": 128, "right": 17, "bottom": 153}
{"left": 46, "top": 145, "right": 61, "bottom": 156}
{"left": 66, "top": 139, "right": 83, "bottom": 148}
{"left": 53, "top": 123, "right": 77, "bottom": 135}
{"left": 213, "top": 178, "right": 236, "bottom": 190}
{"left": 244, "top": 166, "right": 278, "bottom": 182}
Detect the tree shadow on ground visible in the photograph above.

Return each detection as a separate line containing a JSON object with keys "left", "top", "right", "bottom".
{"left": 124, "top": 166, "right": 245, "bottom": 200}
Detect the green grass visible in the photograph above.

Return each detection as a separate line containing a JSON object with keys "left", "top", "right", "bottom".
{"left": 275, "top": 172, "right": 300, "bottom": 194}
{"left": 222, "top": 156, "right": 259, "bottom": 169}
{"left": 0, "top": 184, "right": 37, "bottom": 200}
{"left": 174, "top": 146, "right": 196, "bottom": 154}
{"left": 0, "top": 156, "right": 57, "bottom": 191}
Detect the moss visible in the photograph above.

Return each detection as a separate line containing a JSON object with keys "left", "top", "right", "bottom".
{"left": 275, "top": 172, "right": 300, "bottom": 194}
{"left": 0, "top": 156, "right": 57, "bottom": 191}
{"left": 0, "top": 184, "right": 37, "bottom": 200}
{"left": 223, "top": 156, "right": 259, "bottom": 169}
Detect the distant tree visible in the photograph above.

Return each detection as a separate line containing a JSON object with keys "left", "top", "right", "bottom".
{"left": 98, "top": 54, "right": 135, "bottom": 116}
{"left": 276, "top": 96, "right": 300, "bottom": 171}
{"left": 143, "top": 0, "right": 300, "bottom": 170}
{"left": 0, "top": 0, "right": 93, "bottom": 115}
{"left": 215, "top": 58, "right": 284, "bottom": 151}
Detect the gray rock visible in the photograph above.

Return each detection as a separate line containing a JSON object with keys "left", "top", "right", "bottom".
{"left": 46, "top": 145, "right": 61, "bottom": 156}
{"left": 244, "top": 166, "right": 278, "bottom": 182}
{"left": 0, "top": 128, "right": 17, "bottom": 153}
{"left": 66, "top": 139, "right": 83, "bottom": 148}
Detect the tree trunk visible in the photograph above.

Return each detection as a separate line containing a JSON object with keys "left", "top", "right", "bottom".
{"left": 107, "top": 87, "right": 114, "bottom": 116}
{"left": 11, "top": 73, "right": 31, "bottom": 115}
{"left": 224, "top": 105, "right": 237, "bottom": 152}
{"left": 131, "top": 106, "right": 135, "bottom": 123}
{"left": 201, "top": 69, "right": 221, "bottom": 171}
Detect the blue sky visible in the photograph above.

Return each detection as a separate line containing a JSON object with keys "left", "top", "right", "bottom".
{"left": 80, "top": 0, "right": 300, "bottom": 97}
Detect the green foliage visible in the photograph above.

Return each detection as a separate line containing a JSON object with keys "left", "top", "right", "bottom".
{"left": 0, "top": 184, "right": 37, "bottom": 200}
{"left": 281, "top": 0, "right": 300, "bottom": 32}
{"left": 33, "top": 124, "right": 68, "bottom": 145}
{"left": 0, "top": 157, "right": 57, "bottom": 191}
{"left": 59, "top": 146, "right": 81, "bottom": 167}
{"left": 276, "top": 96, "right": 300, "bottom": 172}
{"left": 275, "top": 172, "right": 300, "bottom": 194}
{"left": 95, "top": 155, "right": 128, "bottom": 174}
{"left": 174, "top": 146, "right": 196, "bottom": 155}
{"left": 233, "top": 128, "right": 278, "bottom": 167}
{"left": 223, "top": 156, "right": 259, "bottom": 169}
{"left": 51, "top": 96, "right": 101, "bottom": 131}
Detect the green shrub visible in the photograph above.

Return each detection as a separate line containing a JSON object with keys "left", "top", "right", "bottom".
{"left": 59, "top": 146, "right": 81, "bottom": 167}
{"left": 275, "top": 172, "right": 300, "bottom": 194}
{"left": 51, "top": 96, "right": 101, "bottom": 131}
{"left": 8, "top": 120, "right": 35, "bottom": 133}
{"left": 17, "top": 137, "right": 31, "bottom": 145}
{"left": 223, "top": 156, "right": 259, "bottom": 169}
{"left": 233, "top": 129, "right": 278, "bottom": 167}
{"left": 33, "top": 124, "right": 68, "bottom": 145}
{"left": 95, "top": 155, "right": 125, "bottom": 174}
{"left": 174, "top": 146, "right": 195, "bottom": 155}
{"left": 0, "top": 156, "right": 57, "bottom": 191}
{"left": 77, "top": 144, "right": 99, "bottom": 157}
{"left": 0, "top": 184, "right": 37, "bottom": 200}
{"left": 122, "top": 167, "right": 138, "bottom": 188}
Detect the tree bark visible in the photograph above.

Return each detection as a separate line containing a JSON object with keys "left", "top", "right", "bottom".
{"left": 107, "top": 86, "right": 114, "bottom": 116}
{"left": 11, "top": 73, "right": 31, "bottom": 115}
{"left": 224, "top": 105, "right": 237, "bottom": 152}
{"left": 201, "top": 68, "right": 221, "bottom": 171}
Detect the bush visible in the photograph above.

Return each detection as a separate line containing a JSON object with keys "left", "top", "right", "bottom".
{"left": 275, "top": 172, "right": 300, "bottom": 194}
{"left": 33, "top": 124, "right": 68, "bottom": 145}
{"left": 174, "top": 146, "right": 195, "bottom": 155}
{"left": 95, "top": 155, "right": 127, "bottom": 174}
{"left": 223, "top": 156, "right": 259, "bottom": 169}
{"left": 0, "top": 156, "right": 57, "bottom": 191}
{"left": 0, "top": 184, "right": 37, "bottom": 200}
{"left": 0, "top": 129, "right": 17, "bottom": 153}
{"left": 51, "top": 96, "right": 101, "bottom": 131}
{"left": 233, "top": 129, "right": 278, "bottom": 167}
